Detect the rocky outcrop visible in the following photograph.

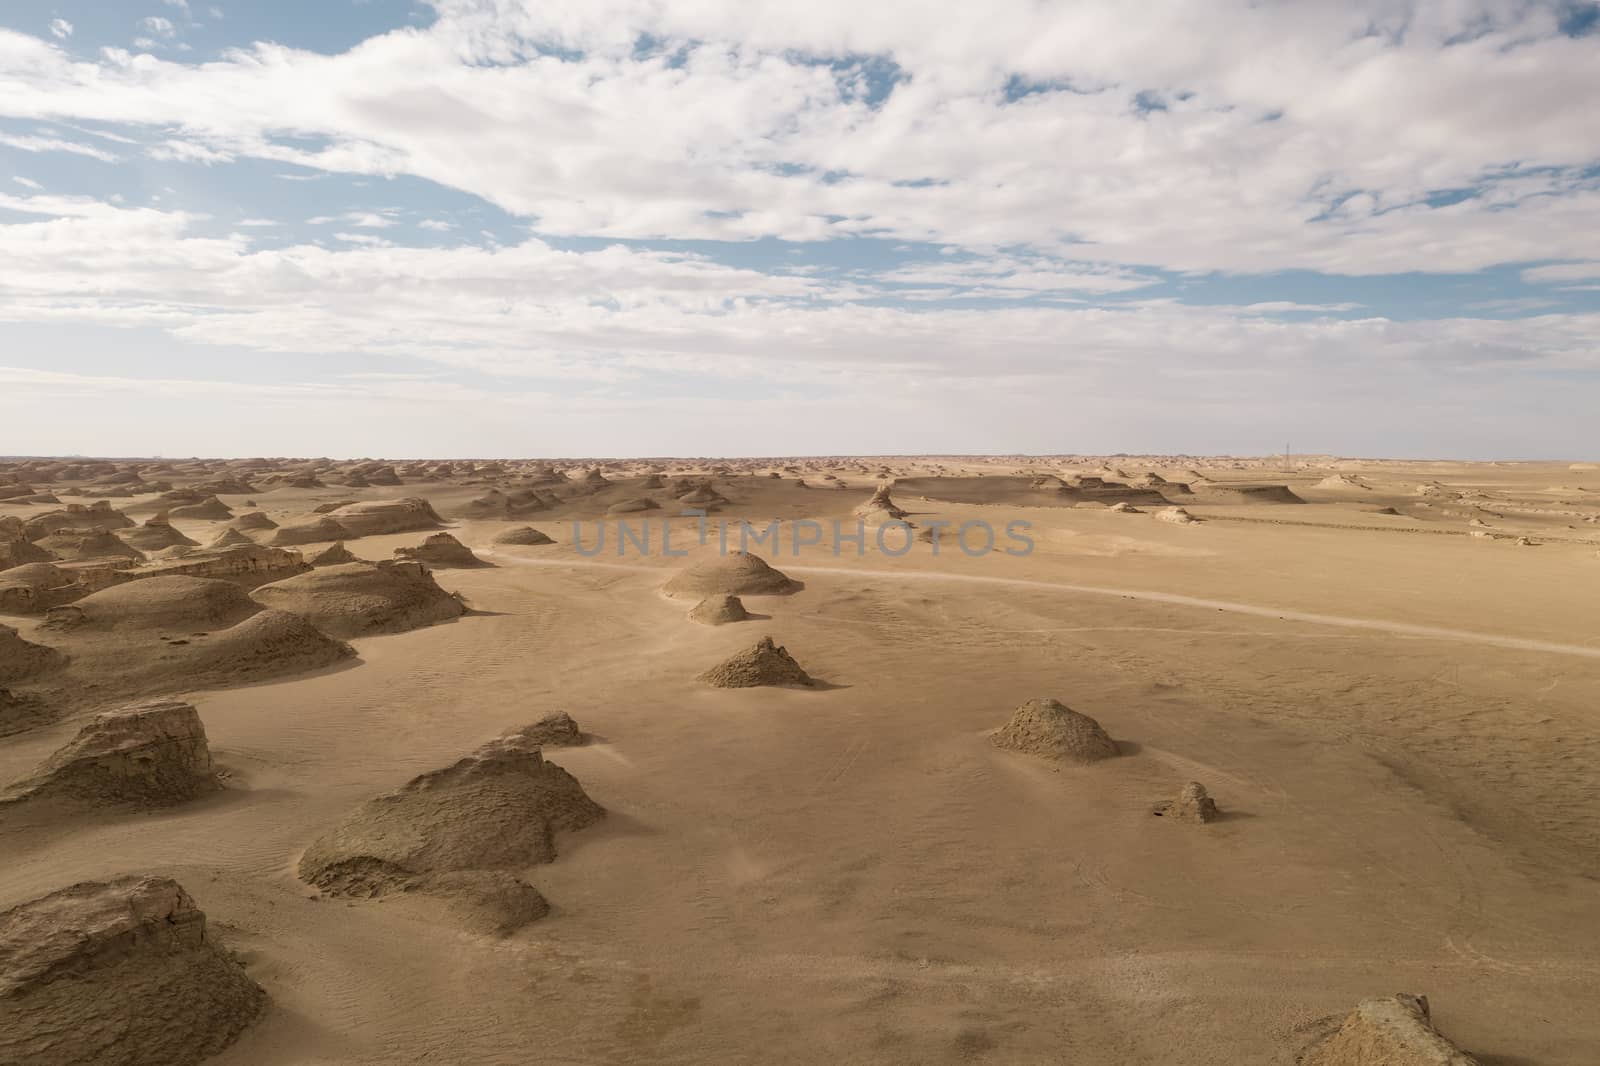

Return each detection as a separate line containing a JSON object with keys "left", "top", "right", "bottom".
{"left": 1153, "top": 781, "right": 1220, "bottom": 823}
{"left": 393, "top": 532, "right": 490, "bottom": 568}
{"left": 1299, "top": 994, "right": 1480, "bottom": 1065}
{"left": 0, "top": 624, "right": 65, "bottom": 686}
{"left": 1, "top": 700, "right": 220, "bottom": 808}
{"left": 0, "top": 876, "right": 265, "bottom": 1066}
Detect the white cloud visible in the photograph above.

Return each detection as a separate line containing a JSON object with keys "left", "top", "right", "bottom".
{"left": 0, "top": 132, "right": 118, "bottom": 161}
{"left": 48, "top": 19, "right": 73, "bottom": 40}
{"left": 419, "top": 218, "right": 454, "bottom": 231}
{"left": 139, "top": 16, "right": 177, "bottom": 38}
{"left": 12, "top": 176, "right": 43, "bottom": 189}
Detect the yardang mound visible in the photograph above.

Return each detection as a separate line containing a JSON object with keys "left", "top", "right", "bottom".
{"left": 991, "top": 698, "right": 1119, "bottom": 763}
{"left": 699, "top": 636, "right": 815, "bottom": 688}
{"left": 252, "top": 560, "right": 464, "bottom": 639}
{"left": 327, "top": 497, "right": 444, "bottom": 537}
{"left": 0, "top": 876, "right": 264, "bottom": 1066}
{"left": 46, "top": 575, "right": 258, "bottom": 633}
{"left": 492, "top": 526, "right": 554, "bottom": 546}
{"left": 663, "top": 552, "right": 800, "bottom": 600}
{"left": 1300, "top": 994, "right": 1480, "bottom": 1065}
{"left": 854, "top": 483, "right": 908, "bottom": 520}
{"left": 1, "top": 700, "right": 220, "bottom": 809}
{"left": 307, "top": 541, "right": 358, "bottom": 566}
{"left": 269, "top": 515, "right": 352, "bottom": 547}
{"left": 394, "top": 532, "right": 491, "bottom": 569}
{"left": 0, "top": 624, "right": 64, "bottom": 686}
{"left": 119, "top": 513, "right": 197, "bottom": 552}
{"left": 510, "top": 711, "right": 586, "bottom": 748}
{"left": 297, "top": 727, "right": 604, "bottom": 933}
{"left": 1153, "top": 781, "right": 1220, "bottom": 823}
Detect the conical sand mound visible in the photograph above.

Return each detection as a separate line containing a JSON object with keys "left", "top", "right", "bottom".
{"left": 699, "top": 636, "right": 814, "bottom": 688}
{"left": 0, "top": 624, "right": 64, "bottom": 686}
{"left": 854, "top": 483, "right": 907, "bottom": 520}
{"left": 120, "top": 512, "right": 198, "bottom": 551}
{"left": 251, "top": 561, "right": 464, "bottom": 639}
{"left": 1, "top": 700, "right": 220, "bottom": 808}
{"left": 206, "top": 526, "right": 255, "bottom": 549}
{"left": 689, "top": 594, "right": 749, "bottom": 625}
{"left": 991, "top": 698, "right": 1119, "bottom": 763}
{"left": 1301, "top": 994, "right": 1479, "bottom": 1065}
{"left": 663, "top": 552, "right": 799, "bottom": 600}
{"left": 492, "top": 526, "right": 554, "bottom": 546}
{"left": 394, "top": 532, "right": 491, "bottom": 568}
{"left": 34, "top": 528, "right": 143, "bottom": 561}
{"left": 227, "top": 511, "right": 277, "bottom": 531}
{"left": 509, "top": 711, "right": 586, "bottom": 748}
{"left": 297, "top": 727, "right": 604, "bottom": 933}
{"left": 307, "top": 541, "right": 358, "bottom": 566}
{"left": 171, "top": 609, "right": 354, "bottom": 685}
{"left": 0, "top": 876, "right": 265, "bottom": 1066}
{"left": 1153, "top": 781, "right": 1220, "bottom": 823}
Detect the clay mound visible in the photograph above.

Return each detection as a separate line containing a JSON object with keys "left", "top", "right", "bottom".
{"left": 1153, "top": 781, "right": 1220, "bottom": 823}
{"left": 677, "top": 483, "right": 727, "bottom": 507}
{"left": 0, "top": 876, "right": 265, "bottom": 1066}
{"left": 252, "top": 561, "right": 464, "bottom": 639}
{"left": 640, "top": 473, "right": 665, "bottom": 489}
{"left": 854, "top": 483, "right": 907, "bottom": 520}
{"left": 2, "top": 534, "right": 55, "bottom": 571}
{"left": 168, "top": 496, "right": 233, "bottom": 521}
{"left": 1316, "top": 474, "right": 1370, "bottom": 491}
{"left": 269, "top": 515, "right": 352, "bottom": 546}
{"left": 1, "top": 700, "right": 220, "bottom": 808}
{"left": 120, "top": 512, "right": 198, "bottom": 552}
{"left": 193, "top": 476, "right": 258, "bottom": 495}
{"left": 22, "top": 503, "right": 133, "bottom": 539}
{"left": 663, "top": 551, "right": 800, "bottom": 600}
{"left": 0, "top": 624, "right": 65, "bottom": 686}
{"left": 49, "top": 576, "right": 258, "bottom": 633}
{"left": 509, "top": 711, "right": 586, "bottom": 748}
{"left": 1156, "top": 506, "right": 1198, "bottom": 525}
{"left": 228, "top": 511, "right": 277, "bottom": 531}
{"left": 1300, "top": 994, "right": 1479, "bottom": 1065}
{"left": 34, "top": 528, "right": 144, "bottom": 562}
{"left": 1109, "top": 502, "right": 1143, "bottom": 513}
{"left": 606, "top": 497, "right": 660, "bottom": 515}
{"left": 1370, "top": 506, "right": 1402, "bottom": 516}
{"left": 205, "top": 526, "right": 256, "bottom": 549}
{"left": 991, "top": 697, "right": 1119, "bottom": 763}
{"left": 492, "top": 526, "right": 554, "bottom": 546}
{"left": 699, "top": 636, "right": 814, "bottom": 688}
{"left": 394, "top": 532, "right": 491, "bottom": 569}
{"left": 310, "top": 500, "right": 357, "bottom": 514}
{"left": 307, "top": 541, "right": 358, "bottom": 566}
{"left": 0, "top": 564, "right": 74, "bottom": 614}
{"left": 180, "top": 608, "right": 354, "bottom": 682}
{"left": 328, "top": 497, "right": 444, "bottom": 537}
{"left": 297, "top": 727, "right": 604, "bottom": 932}
{"left": 689, "top": 594, "right": 750, "bottom": 625}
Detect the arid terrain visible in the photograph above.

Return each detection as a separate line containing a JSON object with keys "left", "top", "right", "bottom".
{"left": 3, "top": 453, "right": 1599, "bottom": 1065}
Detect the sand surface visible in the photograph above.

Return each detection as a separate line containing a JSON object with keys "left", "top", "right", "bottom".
{"left": 3, "top": 455, "right": 1599, "bottom": 1064}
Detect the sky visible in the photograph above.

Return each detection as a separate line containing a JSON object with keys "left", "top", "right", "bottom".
{"left": 1, "top": 1, "right": 1598, "bottom": 460}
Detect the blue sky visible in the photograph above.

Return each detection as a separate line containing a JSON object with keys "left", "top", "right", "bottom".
{"left": 2, "top": 1, "right": 1599, "bottom": 458}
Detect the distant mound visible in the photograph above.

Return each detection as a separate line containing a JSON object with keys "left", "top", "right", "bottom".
{"left": 47, "top": 576, "right": 258, "bottom": 633}
{"left": 307, "top": 541, "right": 358, "bottom": 566}
{"left": 1300, "top": 994, "right": 1478, "bottom": 1065}
{"left": 328, "top": 497, "right": 444, "bottom": 537}
{"left": 252, "top": 561, "right": 464, "bottom": 639}
{"left": 227, "top": 511, "right": 277, "bottom": 531}
{"left": 22, "top": 502, "right": 133, "bottom": 539}
{"left": 394, "top": 532, "right": 491, "bottom": 569}
{"left": 0, "top": 876, "right": 265, "bottom": 1066}
{"left": 168, "top": 496, "right": 233, "bottom": 521}
{"left": 689, "top": 594, "right": 750, "bottom": 625}
{"left": 492, "top": 526, "right": 554, "bottom": 546}
{"left": 0, "top": 624, "right": 64, "bottom": 686}
{"left": 205, "top": 526, "right": 256, "bottom": 549}
{"left": 1156, "top": 506, "right": 1198, "bottom": 525}
{"left": 1, "top": 700, "right": 220, "bottom": 809}
{"left": 269, "top": 515, "right": 352, "bottom": 546}
{"left": 663, "top": 552, "right": 800, "bottom": 600}
{"left": 991, "top": 697, "right": 1118, "bottom": 763}
{"left": 297, "top": 727, "right": 604, "bottom": 933}
{"left": 699, "top": 636, "right": 815, "bottom": 688}
{"left": 1109, "top": 501, "right": 1142, "bottom": 513}
{"left": 119, "top": 512, "right": 198, "bottom": 552}
{"left": 1191, "top": 484, "right": 1305, "bottom": 504}
{"left": 1152, "top": 781, "right": 1220, "bottom": 823}
{"left": 34, "top": 528, "right": 144, "bottom": 562}
{"left": 1315, "top": 474, "right": 1370, "bottom": 491}
{"left": 606, "top": 497, "right": 660, "bottom": 515}
{"left": 853, "top": 483, "right": 907, "bottom": 521}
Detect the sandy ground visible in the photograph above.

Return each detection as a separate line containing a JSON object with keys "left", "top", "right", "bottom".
{"left": 3, "top": 457, "right": 1600, "bottom": 1064}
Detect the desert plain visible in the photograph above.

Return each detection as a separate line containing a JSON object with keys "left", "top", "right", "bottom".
{"left": 2, "top": 453, "right": 1599, "bottom": 1065}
